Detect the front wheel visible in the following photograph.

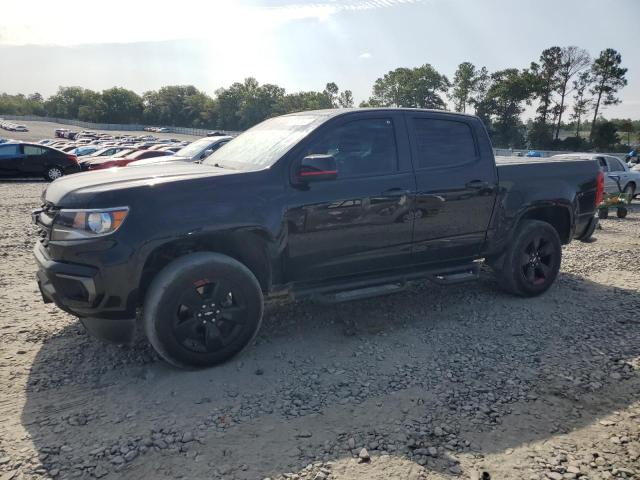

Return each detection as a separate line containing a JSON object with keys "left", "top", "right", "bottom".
{"left": 143, "top": 252, "right": 264, "bottom": 368}
{"left": 617, "top": 207, "right": 628, "bottom": 218}
{"left": 45, "top": 166, "right": 64, "bottom": 181}
{"left": 493, "top": 220, "right": 562, "bottom": 297}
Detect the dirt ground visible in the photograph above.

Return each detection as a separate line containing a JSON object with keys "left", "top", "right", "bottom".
{"left": 0, "top": 121, "right": 204, "bottom": 143}
{"left": 0, "top": 180, "right": 638, "bottom": 480}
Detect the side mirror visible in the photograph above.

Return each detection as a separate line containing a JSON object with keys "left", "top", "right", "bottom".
{"left": 297, "top": 154, "right": 337, "bottom": 182}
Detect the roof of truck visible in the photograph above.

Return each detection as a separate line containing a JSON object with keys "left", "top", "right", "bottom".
{"left": 283, "top": 108, "right": 479, "bottom": 119}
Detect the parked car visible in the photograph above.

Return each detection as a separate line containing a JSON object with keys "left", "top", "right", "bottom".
{"left": 128, "top": 136, "right": 233, "bottom": 167}
{"left": 84, "top": 149, "right": 172, "bottom": 170}
{"left": 0, "top": 142, "right": 80, "bottom": 180}
{"left": 73, "top": 146, "right": 100, "bottom": 157}
{"left": 33, "top": 109, "right": 602, "bottom": 368}
{"left": 78, "top": 147, "right": 138, "bottom": 170}
{"left": 551, "top": 153, "right": 638, "bottom": 202}
{"left": 12, "top": 124, "right": 29, "bottom": 132}
{"left": 55, "top": 129, "right": 69, "bottom": 138}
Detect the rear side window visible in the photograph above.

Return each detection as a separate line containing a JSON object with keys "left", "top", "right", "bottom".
{"left": 607, "top": 157, "right": 625, "bottom": 172}
{"left": 24, "top": 145, "right": 46, "bottom": 156}
{"left": 411, "top": 118, "right": 476, "bottom": 169}
{"left": 0, "top": 144, "right": 20, "bottom": 157}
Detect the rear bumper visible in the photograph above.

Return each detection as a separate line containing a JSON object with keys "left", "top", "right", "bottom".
{"left": 575, "top": 214, "right": 598, "bottom": 241}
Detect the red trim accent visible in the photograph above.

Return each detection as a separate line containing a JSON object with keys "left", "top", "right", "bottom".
{"left": 299, "top": 170, "right": 337, "bottom": 177}
{"left": 595, "top": 170, "right": 604, "bottom": 206}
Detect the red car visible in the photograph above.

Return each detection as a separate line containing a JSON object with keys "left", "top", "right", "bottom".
{"left": 85, "top": 150, "right": 172, "bottom": 170}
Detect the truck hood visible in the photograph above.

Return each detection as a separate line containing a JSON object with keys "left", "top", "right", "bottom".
{"left": 44, "top": 163, "right": 236, "bottom": 206}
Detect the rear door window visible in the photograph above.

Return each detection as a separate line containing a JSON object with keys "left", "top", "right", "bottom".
{"left": 24, "top": 145, "right": 46, "bottom": 156}
{"left": 410, "top": 118, "right": 477, "bottom": 169}
{"left": 607, "top": 157, "right": 625, "bottom": 172}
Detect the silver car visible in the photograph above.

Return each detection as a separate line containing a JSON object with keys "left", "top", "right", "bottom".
{"left": 551, "top": 153, "right": 638, "bottom": 202}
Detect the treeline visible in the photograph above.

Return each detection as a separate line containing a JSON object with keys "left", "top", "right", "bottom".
{"left": 0, "top": 46, "right": 631, "bottom": 150}
{"left": 0, "top": 81, "right": 353, "bottom": 132}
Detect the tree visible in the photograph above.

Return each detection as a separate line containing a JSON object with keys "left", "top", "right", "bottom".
{"left": 323, "top": 82, "right": 340, "bottom": 107}
{"left": 619, "top": 120, "right": 635, "bottom": 145}
{"left": 99, "top": 87, "right": 143, "bottom": 124}
{"left": 592, "top": 121, "right": 619, "bottom": 150}
{"left": 143, "top": 85, "right": 213, "bottom": 127}
{"left": 481, "top": 68, "right": 537, "bottom": 148}
{"left": 553, "top": 46, "right": 590, "bottom": 139}
{"left": 369, "top": 64, "right": 450, "bottom": 109}
{"left": 337, "top": 90, "right": 354, "bottom": 108}
{"left": 531, "top": 47, "right": 562, "bottom": 126}
{"left": 468, "top": 66, "right": 492, "bottom": 124}
{"left": 589, "top": 49, "right": 627, "bottom": 139}
{"left": 44, "top": 86, "right": 100, "bottom": 119}
{"left": 449, "top": 62, "right": 477, "bottom": 113}
{"left": 570, "top": 71, "right": 592, "bottom": 138}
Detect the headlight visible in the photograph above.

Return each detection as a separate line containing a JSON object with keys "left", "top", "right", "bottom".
{"left": 51, "top": 207, "right": 129, "bottom": 240}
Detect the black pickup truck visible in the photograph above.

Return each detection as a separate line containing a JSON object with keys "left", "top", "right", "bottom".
{"left": 33, "top": 109, "right": 603, "bottom": 368}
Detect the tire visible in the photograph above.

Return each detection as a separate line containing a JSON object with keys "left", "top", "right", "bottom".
{"left": 44, "top": 166, "right": 64, "bottom": 181}
{"left": 617, "top": 207, "right": 628, "bottom": 219}
{"left": 623, "top": 184, "right": 635, "bottom": 204}
{"left": 494, "top": 220, "right": 562, "bottom": 297}
{"left": 598, "top": 208, "right": 609, "bottom": 219}
{"left": 143, "top": 252, "right": 264, "bottom": 368}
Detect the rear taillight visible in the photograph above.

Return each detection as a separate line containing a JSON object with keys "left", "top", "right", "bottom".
{"left": 67, "top": 154, "right": 78, "bottom": 164}
{"left": 595, "top": 170, "right": 604, "bottom": 207}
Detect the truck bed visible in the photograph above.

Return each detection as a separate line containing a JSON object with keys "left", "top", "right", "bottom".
{"left": 493, "top": 155, "right": 600, "bottom": 244}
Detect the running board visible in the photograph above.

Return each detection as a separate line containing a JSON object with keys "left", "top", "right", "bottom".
{"left": 430, "top": 264, "right": 480, "bottom": 285}
{"left": 292, "top": 261, "right": 481, "bottom": 304}
{"left": 314, "top": 283, "right": 406, "bottom": 304}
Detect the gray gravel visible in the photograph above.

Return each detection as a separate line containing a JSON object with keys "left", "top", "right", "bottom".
{"left": 0, "top": 181, "right": 638, "bottom": 480}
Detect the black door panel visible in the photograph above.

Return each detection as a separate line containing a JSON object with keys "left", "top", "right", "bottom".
{"left": 285, "top": 113, "right": 416, "bottom": 282}
{"left": 406, "top": 113, "right": 497, "bottom": 264}
{"left": 0, "top": 144, "right": 24, "bottom": 177}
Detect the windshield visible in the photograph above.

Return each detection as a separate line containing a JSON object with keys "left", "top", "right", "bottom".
{"left": 203, "top": 114, "right": 326, "bottom": 170}
{"left": 174, "top": 138, "right": 214, "bottom": 158}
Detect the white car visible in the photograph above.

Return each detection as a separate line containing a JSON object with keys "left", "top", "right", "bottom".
{"left": 551, "top": 153, "right": 638, "bottom": 202}
{"left": 13, "top": 124, "right": 28, "bottom": 132}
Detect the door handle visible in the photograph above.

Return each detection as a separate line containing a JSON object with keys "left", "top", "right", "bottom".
{"left": 381, "top": 188, "right": 410, "bottom": 197}
{"left": 466, "top": 180, "right": 490, "bottom": 189}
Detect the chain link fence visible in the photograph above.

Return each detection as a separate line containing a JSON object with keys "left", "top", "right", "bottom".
{"left": 0, "top": 115, "right": 239, "bottom": 137}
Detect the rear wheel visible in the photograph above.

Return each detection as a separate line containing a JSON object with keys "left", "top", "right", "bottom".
{"left": 143, "top": 252, "right": 263, "bottom": 368}
{"left": 494, "top": 220, "right": 562, "bottom": 297}
{"left": 623, "top": 184, "right": 635, "bottom": 204}
{"left": 598, "top": 208, "right": 609, "bottom": 219}
{"left": 617, "top": 207, "right": 628, "bottom": 218}
{"left": 45, "top": 166, "right": 64, "bottom": 181}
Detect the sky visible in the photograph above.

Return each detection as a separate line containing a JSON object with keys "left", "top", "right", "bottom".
{"left": 1, "top": 0, "right": 639, "bottom": 119}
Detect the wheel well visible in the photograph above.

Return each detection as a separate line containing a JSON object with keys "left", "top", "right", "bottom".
{"left": 521, "top": 206, "right": 571, "bottom": 244}
{"left": 138, "top": 230, "right": 272, "bottom": 304}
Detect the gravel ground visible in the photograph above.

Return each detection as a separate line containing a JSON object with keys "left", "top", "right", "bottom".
{"left": 0, "top": 121, "right": 204, "bottom": 143}
{"left": 0, "top": 180, "right": 639, "bottom": 480}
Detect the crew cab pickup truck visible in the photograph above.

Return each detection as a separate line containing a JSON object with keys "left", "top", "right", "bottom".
{"left": 33, "top": 109, "right": 603, "bottom": 368}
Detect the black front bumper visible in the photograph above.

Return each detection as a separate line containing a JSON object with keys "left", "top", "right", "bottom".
{"left": 34, "top": 242, "right": 137, "bottom": 343}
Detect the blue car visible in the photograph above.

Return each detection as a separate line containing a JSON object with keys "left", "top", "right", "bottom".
{"left": 526, "top": 150, "right": 542, "bottom": 158}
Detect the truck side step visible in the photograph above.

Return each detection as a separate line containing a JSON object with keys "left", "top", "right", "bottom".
{"left": 314, "top": 283, "right": 406, "bottom": 304}
{"left": 430, "top": 264, "right": 480, "bottom": 284}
